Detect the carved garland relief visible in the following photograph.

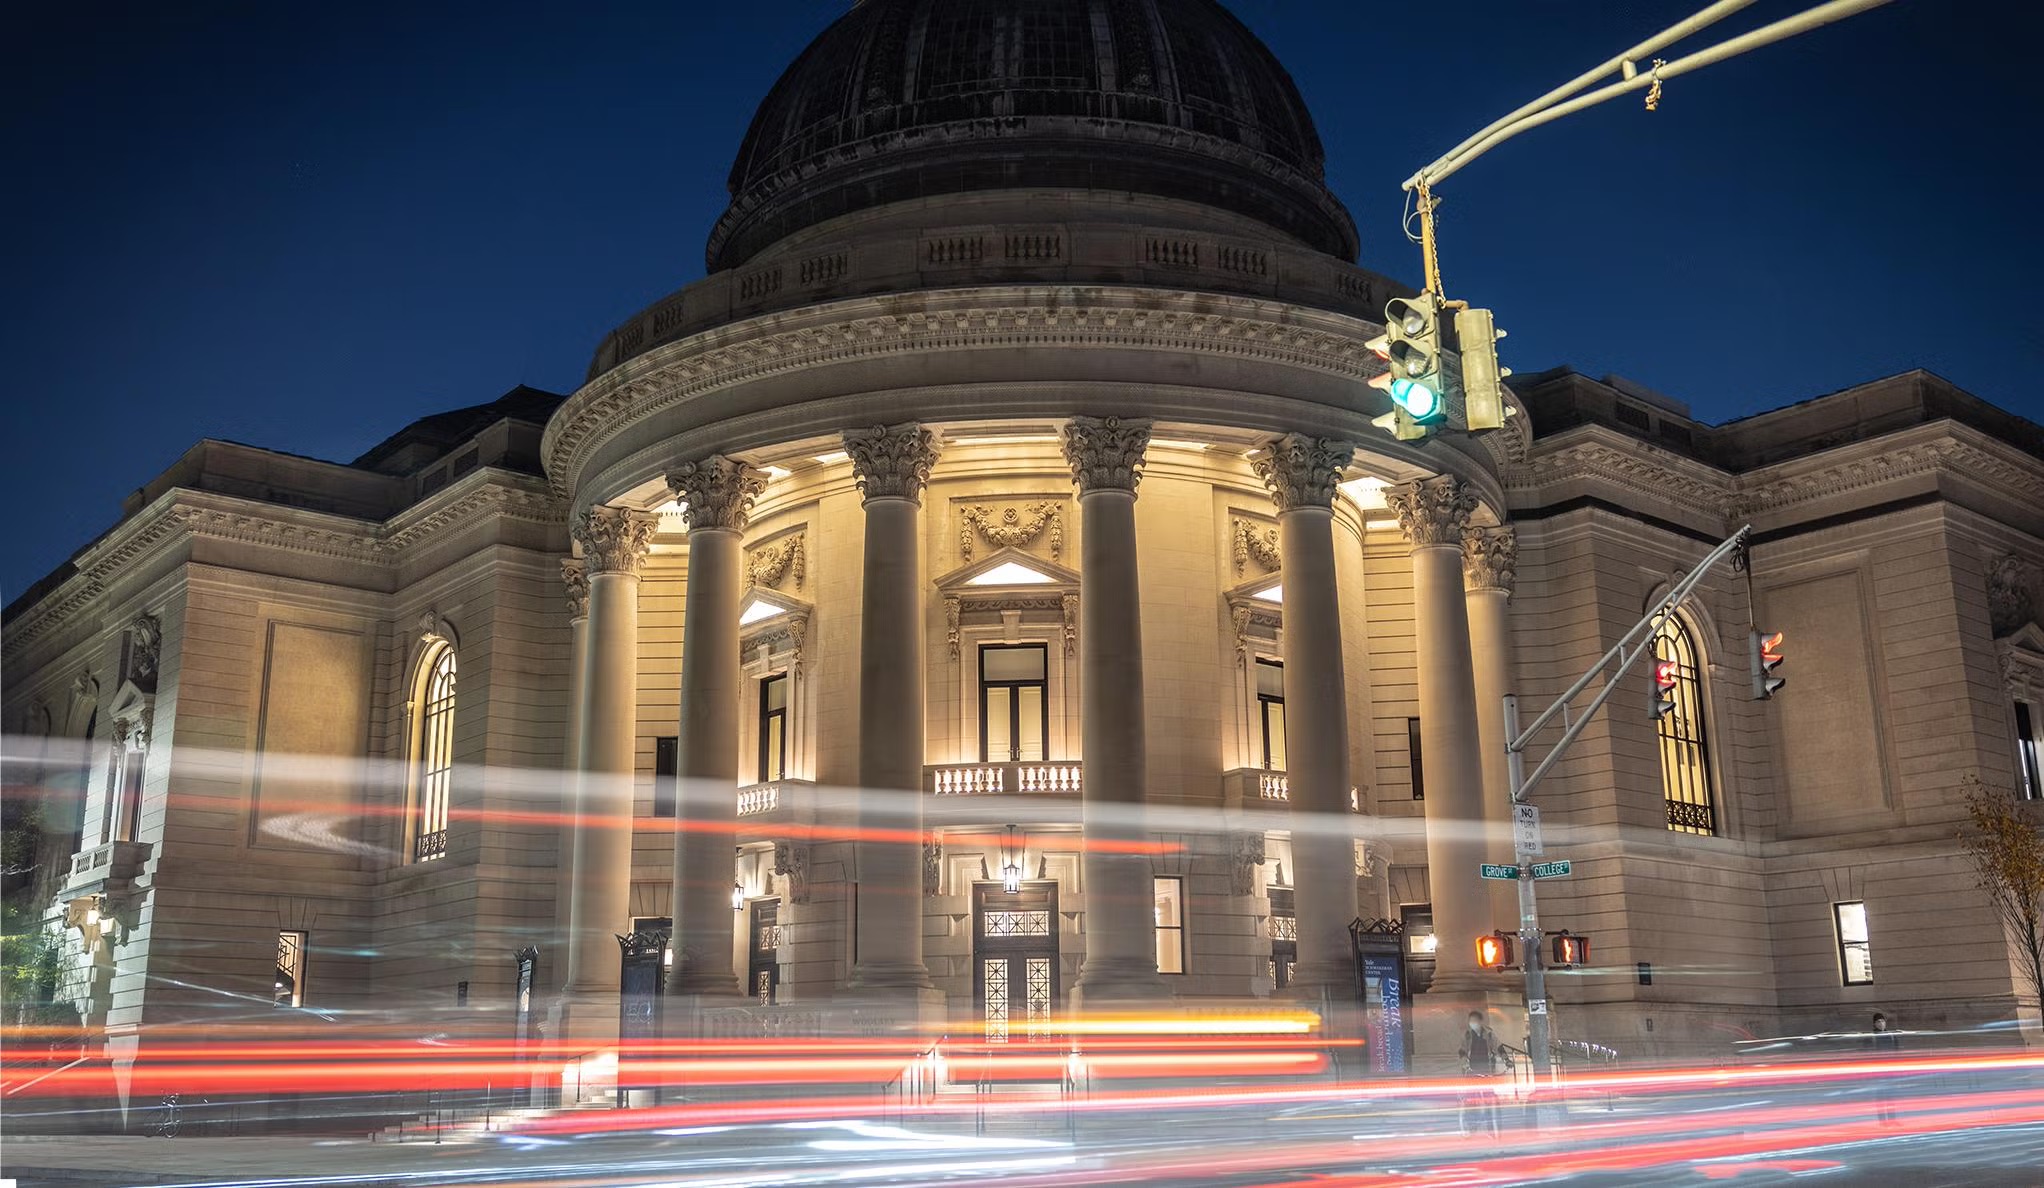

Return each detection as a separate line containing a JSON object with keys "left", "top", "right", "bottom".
{"left": 960, "top": 502, "right": 1063, "bottom": 563}
{"left": 1232, "top": 516, "right": 1281, "bottom": 576}
{"left": 747, "top": 533, "right": 807, "bottom": 592}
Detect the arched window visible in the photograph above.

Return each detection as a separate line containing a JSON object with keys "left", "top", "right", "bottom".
{"left": 1653, "top": 617, "right": 1717, "bottom": 835}
{"left": 411, "top": 643, "right": 456, "bottom": 862}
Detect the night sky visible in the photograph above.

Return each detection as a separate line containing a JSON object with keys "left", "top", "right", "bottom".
{"left": 4, "top": 1, "right": 2039, "bottom": 601}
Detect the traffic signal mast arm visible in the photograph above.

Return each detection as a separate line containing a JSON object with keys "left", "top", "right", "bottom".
{"left": 1401, "top": 0, "right": 1896, "bottom": 194}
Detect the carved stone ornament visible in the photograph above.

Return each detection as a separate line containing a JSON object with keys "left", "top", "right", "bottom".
{"left": 1988, "top": 552, "right": 2039, "bottom": 638}
{"left": 560, "top": 558, "right": 589, "bottom": 620}
{"left": 1462, "top": 526, "right": 1518, "bottom": 596}
{"left": 961, "top": 502, "right": 1063, "bottom": 562}
{"left": 772, "top": 841, "right": 811, "bottom": 905}
{"left": 126, "top": 612, "right": 162, "bottom": 690}
{"left": 1250, "top": 435, "right": 1356, "bottom": 512}
{"left": 667, "top": 456, "right": 768, "bottom": 532}
{"left": 944, "top": 597, "right": 962, "bottom": 661}
{"left": 571, "top": 505, "right": 658, "bottom": 575}
{"left": 923, "top": 840, "right": 943, "bottom": 896}
{"left": 842, "top": 423, "right": 940, "bottom": 504}
{"left": 1232, "top": 516, "right": 1282, "bottom": 576}
{"left": 1061, "top": 593, "right": 1080, "bottom": 659}
{"left": 1061, "top": 416, "right": 1152, "bottom": 494}
{"left": 1229, "top": 832, "right": 1267, "bottom": 896}
{"left": 1231, "top": 605, "right": 1254, "bottom": 668}
{"left": 747, "top": 533, "right": 806, "bottom": 591}
{"left": 1385, "top": 476, "right": 1478, "bottom": 548}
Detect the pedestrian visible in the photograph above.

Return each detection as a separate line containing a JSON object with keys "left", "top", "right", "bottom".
{"left": 1868, "top": 1011, "right": 1901, "bottom": 1122}
{"left": 1458, "top": 1010, "right": 1502, "bottom": 1137}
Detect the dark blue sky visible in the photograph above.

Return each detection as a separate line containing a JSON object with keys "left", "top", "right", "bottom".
{"left": 5, "top": 1, "right": 2039, "bottom": 600}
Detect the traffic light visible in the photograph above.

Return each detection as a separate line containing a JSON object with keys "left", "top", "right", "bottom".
{"left": 1750, "top": 628, "right": 1786, "bottom": 699}
{"left": 1475, "top": 931, "right": 1516, "bottom": 970}
{"left": 1367, "top": 293, "right": 1448, "bottom": 437}
{"left": 1651, "top": 658, "right": 1679, "bottom": 720}
{"left": 1551, "top": 932, "right": 1590, "bottom": 968}
{"left": 1452, "top": 307, "right": 1510, "bottom": 432}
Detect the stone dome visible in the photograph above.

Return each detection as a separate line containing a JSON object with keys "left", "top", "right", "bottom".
{"left": 707, "top": 0, "right": 1360, "bottom": 271}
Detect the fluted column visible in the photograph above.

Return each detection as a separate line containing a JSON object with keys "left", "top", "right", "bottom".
{"left": 842, "top": 424, "right": 942, "bottom": 991}
{"left": 563, "top": 509, "right": 655, "bottom": 996}
{"left": 1463, "top": 526, "right": 1519, "bottom": 933}
{"left": 557, "top": 560, "right": 590, "bottom": 963}
{"left": 1063, "top": 416, "right": 1165, "bottom": 1002}
{"left": 1386, "top": 477, "right": 1489, "bottom": 990}
{"left": 1251, "top": 435, "right": 1360, "bottom": 994}
{"left": 665, "top": 457, "right": 766, "bottom": 997}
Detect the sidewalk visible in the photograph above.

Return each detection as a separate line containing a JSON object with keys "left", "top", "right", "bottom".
{"left": 4, "top": 1134, "right": 521, "bottom": 1188}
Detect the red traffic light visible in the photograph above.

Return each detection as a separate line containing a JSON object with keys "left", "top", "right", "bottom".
{"left": 1475, "top": 932, "right": 1516, "bottom": 969}
{"left": 1551, "top": 933, "right": 1590, "bottom": 967}
{"left": 1651, "top": 659, "right": 1679, "bottom": 720}
{"left": 1750, "top": 627, "right": 1786, "bottom": 700}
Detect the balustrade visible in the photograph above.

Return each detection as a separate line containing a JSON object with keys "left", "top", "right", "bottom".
{"left": 926, "top": 762, "right": 1083, "bottom": 797}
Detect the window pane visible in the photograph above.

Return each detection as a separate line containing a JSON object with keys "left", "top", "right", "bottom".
{"left": 1153, "top": 877, "right": 1183, "bottom": 928}
{"left": 1843, "top": 942, "right": 1874, "bottom": 984}
{"left": 1256, "top": 659, "right": 1285, "bottom": 698}
{"left": 1408, "top": 717, "right": 1424, "bottom": 801}
{"left": 2017, "top": 702, "right": 2041, "bottom": 801}
{"left": 985, "top": 687, "right": 1013, "bottom": 761}
{"left": 1836, "top": 901, "right": 1869, "bottom": 943}
{"left": 765, "top": 716, "right": 785, "bottom": 781}
{"left": 1264, "top": 700, "right": 1288, "bottom": 770}
{"left": 1654, "top": 619, "right": 1716, "bottom": 835}
{"left": 1016, "top": 687, "right": 1045, "bottom": 761}
{"left": 1154, "top": 877, "right": 1184, "bottom": 975}
{"left": 983, "top": 645, "right": 1046, "bottom": 682}
{"left": 764, "top": 673, "right": 787, "bottom": 712}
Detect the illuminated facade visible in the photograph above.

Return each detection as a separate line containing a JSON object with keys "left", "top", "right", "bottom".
{"left": 7, "top": 0, "right": 2044, "bottom": 1107}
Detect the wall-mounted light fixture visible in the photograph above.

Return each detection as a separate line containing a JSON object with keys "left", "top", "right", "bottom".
{"left": 1000, "top": 825, "right": 1024, "bottom": 895}
{"left": 732, "top": 881, "right": 745, "bottom": 911}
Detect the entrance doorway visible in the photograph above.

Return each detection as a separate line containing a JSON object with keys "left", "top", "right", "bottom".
{"left": 972, "top": 882, "right": 1058, "bottom": 1042}
{"left": 748, "top": 900, "right": 780, "bottom": 1004}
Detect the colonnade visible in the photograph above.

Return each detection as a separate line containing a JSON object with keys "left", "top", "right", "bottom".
{"left": 553, "top": 427, "right": 1519, "bottom": 1006}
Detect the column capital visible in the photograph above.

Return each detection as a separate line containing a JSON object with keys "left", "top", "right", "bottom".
{"left": 667, "top": 455, "right": 768, "bottom": 532}
{"left": 1061, "top": 416, "right": 1152, "bottom": 495}
{"left": 1386, "top": 476, "right": 1477, "bottom": 549}
{"left": 842, "top": 423, "right": 940, "bottom": 505}
{"left": 571, "top": 505, "right": 657, "bottom": 577}
{"left": 1250, "top": 435, "right": 1357, "bottom": 513}
{"left": 1462, "top": 525, "right": 1518, "bottom": 596}
{"left": 561, "top": 558, "right": 590, "bottom": 620}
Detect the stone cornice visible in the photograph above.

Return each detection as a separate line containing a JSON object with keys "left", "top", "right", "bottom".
{"left": 3, "top": 471, "right": 567, "bottom": 664}
{"left": 1509, "top": 426, "right": 1730, "bottom": 513}
{"left": 1730, "top": 422, "right": 2044, "bottom": 518}
{"left": 543, "top": 287, "right": 1392, "bottom": 500}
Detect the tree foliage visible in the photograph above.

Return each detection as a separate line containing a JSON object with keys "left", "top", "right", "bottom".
{"left": 1960, "top": 774, "right": 2044, "bottom": 1026}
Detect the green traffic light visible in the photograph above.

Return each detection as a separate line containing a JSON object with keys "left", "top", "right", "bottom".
{"left": 1392, "top": 378, "right": 1441, "bottom": 420}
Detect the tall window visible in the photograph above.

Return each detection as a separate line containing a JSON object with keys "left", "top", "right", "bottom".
{"left": 275, "top": 930, "right": 308, "bottom": 1007}
{"left": 653, "top": 737, "right": 678, "bottom": 818}
{"left": 1154, "top": 876, "right": 1186, "bottom": 974}
{"left": 1255, "top": 659, "right": 1287, "bottom": 770}
{"left": 2016, "top": 701, "right": 2041, "bottom": 802}
{"left": 412, "top": 644, "right": 456, "bottom": 862}
{"left": 1407, "top": 717, "right": 1425, "bottom": 801}
{"left": 758, "top": 674, "right": 788, "bottom": 782}
{"left": 1653, "top": 617, "right": 1717, "bottom": 835}
{"left": 1834, "top": 901, "right": 1874, "bottom": 985}
{"left": 980, "top": 644, "right": 1048, "bottom": 762}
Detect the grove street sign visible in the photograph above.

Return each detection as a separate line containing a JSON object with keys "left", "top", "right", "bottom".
{"left": 1480, "top": 864, "right": 1519, "bottom": 880}
{"left": 1530, "top": 860, "right": 1572, "bottom": 879}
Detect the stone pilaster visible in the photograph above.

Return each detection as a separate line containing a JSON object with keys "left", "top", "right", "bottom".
{"left": 843, "top": 424, "right": 940, "bottom": 992}
{"left": 1462, "top": 525, "right": 1519, "bottom": 932}
{"left": 1251, "top": 435, "right": 1360, "bottom": 994}
{"left": 562, "top": 507, "right": 654, "bottom": 1000}
{"left": 666, "top": 456, "right": 766, "bottom": 998}
{"left": 1384, "top": 477, "right": 1489, "bottom": 991}
{"left": 1062, "top": 417, "right": 1166, "bottom": 1001}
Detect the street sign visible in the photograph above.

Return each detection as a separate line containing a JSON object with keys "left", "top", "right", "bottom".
{"left": 1479, "top": 863, "right": 1520, "bottom": 880}
{"left": 1530, "top": 860, "right": 1572, "bottom": 879}
{"left": 1513, "top": 803, "right": 1543, "bottom": 857}
{"left": 1528, "top": 998, "right": 1549, "bottom": 1016}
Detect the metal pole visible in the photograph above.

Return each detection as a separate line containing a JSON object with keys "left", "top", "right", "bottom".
{"left": 1504, "top": 694, "right": 1551, "bottom": 1085}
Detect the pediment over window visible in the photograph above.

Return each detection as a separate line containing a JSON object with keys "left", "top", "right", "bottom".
{"left": 106, "top": 678, "right": 156, "bottom": 742}
{"left": 936, "top": 546, "right": 1079, "bottom": 596}
{"left": 1224, "top": 573, "right": 1283, "bottom": 666}
{"left": 739, "top": 587, "right": 811, "bottom": 664}
{"left": 1999, "top": 621, "right": 2044, "bottom": 701}
{"left": 936, "top": 546, "right": 1079, "bottom": 660}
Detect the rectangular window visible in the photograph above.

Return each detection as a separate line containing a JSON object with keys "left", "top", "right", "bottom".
{"left": 1408, "top": 717, "right": 1425, "bottom": 801}
{"left": 653, "top": 736, "right": 677, "bottom": 818}
{"left": 1255, "top": 659, "right": 1287, "bottom": 771}
{"left": 759, "top": 674, "right": 788, "bottom": 783}
{"left": 980, "top": 644, "right": 1049, "bottom": 762}
{"left": 2017, "top": 702, "right": 2041, "bottom": 802}
{"left": 1835, "top": 901, "right": 1873, "bottom": 985}
{"left": 114, "top": 745, "right": 144, "bottom": 843}
{"left": 275, "top": 930, "right": 308, "bottom": 1008}
{"left": 1154, "top": 876, "right": 1185, "bottom": 975}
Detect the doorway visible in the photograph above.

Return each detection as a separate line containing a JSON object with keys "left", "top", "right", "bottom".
{"left": 972, "top": 881, "right": 1058, "bottom": 1042}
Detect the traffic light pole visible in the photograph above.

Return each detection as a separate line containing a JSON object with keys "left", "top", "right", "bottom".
{"left": 1501, "top": 525, "right": 1752, "bottom": 1092}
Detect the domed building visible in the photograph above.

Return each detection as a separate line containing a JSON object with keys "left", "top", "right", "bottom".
{"left": 8, "top": 0, "right": 2044, "bottom": 1120}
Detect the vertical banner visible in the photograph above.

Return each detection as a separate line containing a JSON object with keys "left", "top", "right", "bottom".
{"left": 1351, "top": 924, "right": 1410, "bottom": 1075}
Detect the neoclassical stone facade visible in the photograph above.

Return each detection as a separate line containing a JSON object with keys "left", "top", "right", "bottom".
{"left": 8, "top": 0, "right": 2044, "bottom": 1113}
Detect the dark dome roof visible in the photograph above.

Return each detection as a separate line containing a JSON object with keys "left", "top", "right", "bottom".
{"left": 707, "top": 0, "right": 1359, "bottom": 270}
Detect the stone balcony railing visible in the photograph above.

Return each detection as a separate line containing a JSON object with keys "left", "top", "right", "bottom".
{"left": 733, "top": 779, "right": 818, "bottom": 837}
{"left": 66, "top": 840, "right": 152, "bottom": 895}
{"left": 1221, "top": 769, "right": 1362, "bottom": 812}
{"left": 927, "top": 761, "right": 1083, "bottom": 797}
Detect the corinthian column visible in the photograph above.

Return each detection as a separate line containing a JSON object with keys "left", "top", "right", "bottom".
{"left": 842, "top": 424, "right": 942, "bottom": 991}
{"left": 1063, "top": 416, "right": 1165, "bottom": 1002}
{"left": 1385, "top": 476, "right": 1489, "bottom": 990}
{"left": 1463, "top": 526, "right": 1519, "bottom": 933}
{"left": 563, "top": 509, "right": 655, "bottom": 997}
{"left": 665, "top": 456, "right": 766, "bottom": 998}
{"left": 1250, "top": 435, "right": 1359, "bottom": 994}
